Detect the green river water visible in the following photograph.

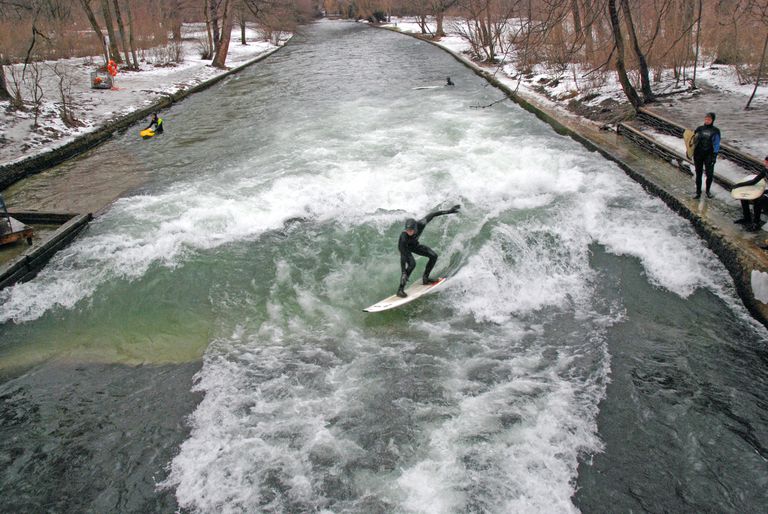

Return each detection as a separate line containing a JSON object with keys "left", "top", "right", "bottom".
{"left": 1, "top": 20, "right": 767, "bottom": 513}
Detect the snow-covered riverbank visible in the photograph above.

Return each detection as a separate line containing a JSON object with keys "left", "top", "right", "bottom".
{"left": 0, "top": 25, "right": 290, "bottom": 168}
{"left": 382, "top": 17, "right": 768, "bottom": 161}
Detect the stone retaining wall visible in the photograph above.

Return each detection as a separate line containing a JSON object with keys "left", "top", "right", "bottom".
{"left": 0, "top": 213, "right": 92, "bottom": 290}
{"left": 0, "top": 45, "right": 286, "bottom": 192}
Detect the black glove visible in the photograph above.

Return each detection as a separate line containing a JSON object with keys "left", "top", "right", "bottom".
{"left": 449, "top": 204, "right": 461, "bottom": 213}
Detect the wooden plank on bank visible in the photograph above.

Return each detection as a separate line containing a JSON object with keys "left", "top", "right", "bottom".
{"left": 0, "top": 213, "right": 92, "bottom": 291}
{"left": 0, "top": 217, "right": 34, "bottom": 247}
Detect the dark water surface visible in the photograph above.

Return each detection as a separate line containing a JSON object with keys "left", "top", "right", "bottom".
{"left": 1, "top": 21, "right": 767, "bottom": 513}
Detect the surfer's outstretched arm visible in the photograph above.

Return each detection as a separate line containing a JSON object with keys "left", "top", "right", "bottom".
{"left": 422, "top": 204, "right": 461, "bottom": 225}
{"left": 733, "top": 170, "right": 767, "bottom": 189}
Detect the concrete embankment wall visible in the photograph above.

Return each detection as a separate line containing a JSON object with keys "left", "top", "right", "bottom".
{"left": 381, "top": 26, "right": 768, "bottom": 328}
{"left": 0, "top": 45, "right": 287, "bottom": 192}
{"left": 0, "top": 212, "right": 91, "bottom": 290}
{"left": 0, "top": 43, "right": 289, "bottom": 292}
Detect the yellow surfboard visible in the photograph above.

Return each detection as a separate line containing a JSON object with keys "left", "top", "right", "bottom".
{"left": 683, "top": 129, "right": 695, "bottom": 160}
{"left": 140, "top": 129, "right": 155, "bottom": 139}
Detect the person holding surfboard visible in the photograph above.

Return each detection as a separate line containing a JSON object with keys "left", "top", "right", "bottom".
{"left": 145, "top": 113, "right": 164, "bottom": 135}
{"left": 692, "top": 112, "right": 721, "bottom": 199}
{"left": 396, "top": 205, "right": 461, "bottom": 298}
{"left": 734, "top": 156, "right": 768, "bottom": 232}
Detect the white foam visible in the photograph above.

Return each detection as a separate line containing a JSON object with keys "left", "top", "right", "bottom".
{"left": 3, "top": 24, "right": 761, "bottom": 514}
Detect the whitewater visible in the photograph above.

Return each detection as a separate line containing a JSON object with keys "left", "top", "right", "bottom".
{"left": 1, "top": 21, "right": 766, "bottom": 513}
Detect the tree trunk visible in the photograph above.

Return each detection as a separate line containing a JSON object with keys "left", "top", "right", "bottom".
{"left": 100, "top": 0, "right": 122, "bottom": 63}
{"left": 124, "top": 0, "right": 140, "bottom": 68}
{"left": 204, "top": 0, "right": 214, "bottom": 58}
{"left": 112, "top": 0, "right": 132, "bottom": 68}
{"left": 714, "top": 0, "right": 738, "bottom": 64}
{"left": 240, "top": 13, "right": 246, "bottom": 44}
{"left": 210, "top": 0, "right": 221, "bottom": 47}
{"left": 571, "top": 0, "right": 583, "bottom": 44}
{"left": 0, "top": 62, "right": 10, "bottom": 101}
{"left": 433, "top": 0, "right": 457, "bottom": 38}
{"left": 166, "top": 0, "right": 182, "bottom": 40}
{"left": 608, "top": 0, "right": 642, "bottom": 109}
{"left": 620, "top": 0, "right": 653, "bottom": 101}
{"left": 583, "top": 0, "right": 595, "bottom": 57}
{"left": 746, "top": 31, "right": 768, "bottom": 110}
{"left": 692, "top": 0, "right": 702, "bottom": 88}
{"left": 211, "top": 0, "right": 232, "bottom": 68}
{"left": 484, "top": 7, "right": 494, "bottom": 62}
{"left": 79, "top": 0, "right": 110, "bottom": 64}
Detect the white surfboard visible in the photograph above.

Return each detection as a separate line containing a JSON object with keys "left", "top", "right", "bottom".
{"left": 731, "top": 177, "right": 766, "bottom": 200}
{"left": 363, "top": 277, "right": 446, "bottom": 313}
{"left": 413, "top": 85, "right": 442, "bottom": 90}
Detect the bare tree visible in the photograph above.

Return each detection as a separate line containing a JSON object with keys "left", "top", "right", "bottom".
{"left": 745, "top": 30, "right": 767, "bottom": 108}
{"left": 212, "top": 0, "right": 232, "bottom": 67}
{"left": 27, "top": 61, "right": 44, "bottom": 127}
{"left": 204, "top": 0, "right": 215, "bottom": 58}
{"left": 0, "top": 57, "right": 11, "bottom": 101}
{"left": 6, "top": 63, "right": 25, "bottom": 110}
{"left": 237, "top": 2, "right": 248, "bottom": 44}
{"left": 453, "top": 0, "right": 517, "bottom": 63}
{"left": 608, "top": 0, "right": 641, "bottom": 108}
{"left": 692, "top": 0, "right": 703, "bottom": 88}
{"left": 112, "top": 0, "right": 132, "bottom": 68}
{"left": 713, "top": 0, "right": 749, "bottom": 64}
{"left": 78, "top": 0, "right": 109, "bottom": 63}
{"left": 124, "top": 0, "right": 139, "bottom": 68}
{"left": 434, "top": 0, "right": 459, "bottom": 37}
{"left": 210, "top": 0, "right": 222, "bottom": 46}
{"left": 164, "top": 0, "right": 183, "bottom": 40}
{"left": 581, "top": 0, "right": 597, "bottom": 58}
{"left": 620, "top": 0, "right": 653, "bottom": 100}
{"left": 50, "top": 62, "right": 81, "bottom": 127}
{"left": 100, "top": 0, "right": 122, "bottom": 62}
{"left": 746, "top": 1, "right": 768, "bottom": 108}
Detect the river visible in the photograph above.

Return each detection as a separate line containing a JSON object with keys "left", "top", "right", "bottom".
{"left": 1, "top": 20, "right": 767, "bottom": 513}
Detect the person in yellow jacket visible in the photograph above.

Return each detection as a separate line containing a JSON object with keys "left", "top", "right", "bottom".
{"left": 145, "top": 113, "right": 164, "bottom": 134}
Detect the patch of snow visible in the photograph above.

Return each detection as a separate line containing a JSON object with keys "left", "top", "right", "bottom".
{"left": 752, "top": 270, "right": 768, "bottom": 304}
{"left": 384, "top": 16, "right": 765, "bottom": 160}
{"left": 0, "top": 24, "right": 290, "bottom": 167}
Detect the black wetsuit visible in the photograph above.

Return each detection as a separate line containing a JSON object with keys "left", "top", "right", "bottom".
{"left": 733, "top": 167, "right": 768, "bottom": 230}
{"left": 146, "top": 116, "right": 164, "bottom": 134}
{"left": 693, "top": 123, "right": 720, "bottom": 196}
{"left": 398, "top": 207, "right": 458, "bottom": 294}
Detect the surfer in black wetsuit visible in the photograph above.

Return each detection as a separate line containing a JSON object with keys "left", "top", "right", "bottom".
{"left": 734, "top": 155, "right": 768, "bottom": 232}
{"left": 692, "top": 112, "right": 720, "bottom": 199}
{"left": 446, "top": 77, "right": 454, "bottom": 86}
{"left": 397, "top": 205, "right": 461, "bottom": 298}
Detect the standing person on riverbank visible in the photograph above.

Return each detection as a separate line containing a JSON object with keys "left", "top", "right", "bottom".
{"left": 692, "top": 112, "right": 721, "bottom": 199}
{"left": 396, "top": 205, "right": 460, "bottom": 298}
{"left": 732, "top": 157, "right": 768, "bottom": 232}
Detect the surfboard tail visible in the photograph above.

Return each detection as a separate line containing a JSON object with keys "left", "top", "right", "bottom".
{"left": 363, "top": 277, "right": 446, "bottom": 313}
